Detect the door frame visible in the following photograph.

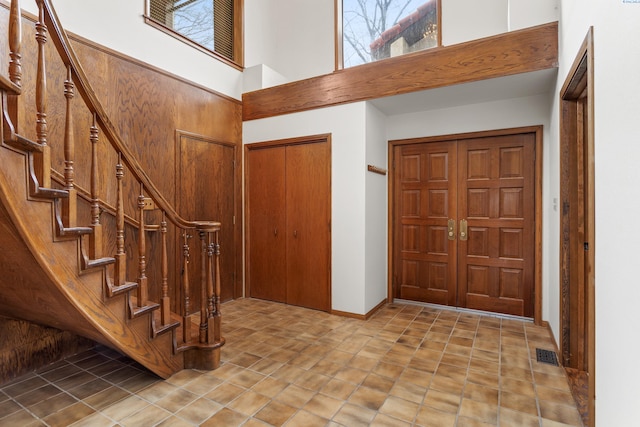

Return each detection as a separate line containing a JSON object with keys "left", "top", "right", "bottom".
{"left": 244, "top": 133, "right": 332, "bottom": 310}
{"left": 388, "top": 126, "right": 544, "bottom": 324}
{"left": 559, "top": 27, "right": 595, "bottom": 426}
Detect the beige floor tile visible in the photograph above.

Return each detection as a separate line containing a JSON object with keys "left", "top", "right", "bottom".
{"left": 501, "top": 390, "right": 539, "bottom": 416}
{"left": 100, "top": 395, "right": 150, "bottom": 421}
{"left": 370, "top": 412, "right": 412, "bottom": 426}
{"left": 378, "top": 395, "right": 420, "bottom": 423}
{"left": 68, "top": 411, "right": 115, "bottom": 427}
{"left": 422, "top": 389, "right": 460, "bottom": 414}
{"left": 416, "top": 405, "right": 457, "bottom": 426}
{"left": 304, "top": 392, "right": 344, "bottom": 418}
{"left": 464, "top": 382, "right": 499, "bottom": 406}
{"left": 205, "top": 382, "right": 246, "bottom": 405}
{"left": 254, "top": 400, "right": 297, "bottom": 426}
{"left": 174, "top": 397, "right": 222, "bottom": 424}
{"left": 200, "top": 407, "right": 248, "bottom": 426}
{"left": 155, "top": 388, "right": 199, "bottom": 413}
{"left": 499, "top": 407, "right": 541, "bottom": 427}
{"left": 120, "top": 404, "right": 172, "bottom": 426}
{"left": 284, "top": 409, "right": 328, "bottom": 426}
{"left": 538, "top": 400, "right": 583, "bottom": 426}
{"left": 275, "top": 384, "right": 316, "bottom": 408}
{"left": 320, "top": 378, "right": 357, "bottom": 401}
{"left": 227, "top": 390, "right": 270, "bottom": 416}
{"left": 347, "top": 386, "right": 388, "bottom": 411}
{"left": 42, "top": 402, "right": 95, "bottom": 427}
{"left": 332, "top": 402, "right": 377, "bottom": 427}
{"left": 459, "top": 398, "right": 498, "bottom": 424}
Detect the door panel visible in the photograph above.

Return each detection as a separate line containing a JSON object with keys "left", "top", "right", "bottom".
{"left": 178, "top": 135, "right": 237, "bottom": 306}
{"left": 393, "top": 132, "right": 535, "bottom": 317}
{"left": 247, "top": 146, "right": 287, "bottom": 303}
{"left": 458, "top": 135, "right": 535, "bottom": 317}
{"left": 286, "top": 142, "right": 331, "bottom": 311}
{"left": 395, "top": 142, "right": 457, "bottom": 306}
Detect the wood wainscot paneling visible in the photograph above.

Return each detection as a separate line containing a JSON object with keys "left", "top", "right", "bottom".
{"left": 243, "top": 22, "right": 558, "bottom": 121}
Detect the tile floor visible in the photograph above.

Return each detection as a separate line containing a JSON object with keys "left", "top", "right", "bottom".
{"left": 0, "top": 298, "right": 584, "bottom": 426}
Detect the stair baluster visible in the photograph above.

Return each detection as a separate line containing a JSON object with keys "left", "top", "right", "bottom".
{"left": 182, "top": 232, "right": 191, "bottom": 344}
{"left": 160, "top": 213, "right": 170, "bottom": 326}
{"left": 62, "top": 66, "right": 76, "bottom": 227}
{"left": 199, "top": 231, "right": 207, "bottom": 343}
{"left": 34, "top": 0, "right": 50, "bottom": 188}
{"left": 114, "top": 153, "right": 126, "bottom": 287}
{"left": 8, "top": 0, "right": 22, "bottom": 87}
{"left": 89, "top": 114, "right": 102, "bottom": 258}
{"left": 137, "top": 184, "right": 148, "bottom": 308}
{"left": 212, "top": 231, "right": 222, "bottom": 341}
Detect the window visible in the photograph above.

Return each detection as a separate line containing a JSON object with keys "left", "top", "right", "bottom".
{"left": 146, "top": 0, "right": 239, "bottom": 65}
{"left": 340, "top": 0, "right": 440, "bottom": 69}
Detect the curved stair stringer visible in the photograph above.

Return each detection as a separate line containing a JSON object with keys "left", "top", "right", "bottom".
{"left": 0, "top": 145, "right": 183, "bottom": 379}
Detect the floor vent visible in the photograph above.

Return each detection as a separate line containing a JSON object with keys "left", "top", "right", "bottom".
{"left": 536, "top": 348, "right": 559, "bottom": 366}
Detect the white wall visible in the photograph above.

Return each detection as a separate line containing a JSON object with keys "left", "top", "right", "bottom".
{"left": 442, "top": 0, "right": 559, "bottom": 45}
{"left": 244, "top": 0, "right": 334, "bottom": 85}
{"left": 555, "top": 0, "right": 640, "bottom": 424}
{"left": 243, "top": 103, "right": 370, "bottom": 315}
{"left": 21, "top": 0, "right": 242, "bottom": 100}
{"left": 364, "top": 103, "right": 389, "bottom": 312}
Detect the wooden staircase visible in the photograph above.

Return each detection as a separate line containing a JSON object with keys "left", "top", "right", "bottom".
{"left": 0, "top": 0, "right": 224, "bottom": 379}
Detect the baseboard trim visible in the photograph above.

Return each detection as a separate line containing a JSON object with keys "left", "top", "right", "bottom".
{"left": 331, "top": 298, "right": 387, "bottom": 320}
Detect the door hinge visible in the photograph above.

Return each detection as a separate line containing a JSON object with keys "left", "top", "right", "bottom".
{"left": 233, "top": 215, "right": 236, "bottom": 225}
{"left": 584, "top": 242, "right": 589, "bottom": 251}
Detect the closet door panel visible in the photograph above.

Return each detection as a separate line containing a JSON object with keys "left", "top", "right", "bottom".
{"left": 285, "top": 142, "right": 331, "bottom": 311}
{"left": 247, "top": 147, "right": 287, "bottom": 302}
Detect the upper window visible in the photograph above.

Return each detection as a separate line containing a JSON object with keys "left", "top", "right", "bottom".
{"left": 146, "top": 0, "right": 239, "bottom": 66}
{"left": 341, "top": 0, "right": 440, "bottom": 69}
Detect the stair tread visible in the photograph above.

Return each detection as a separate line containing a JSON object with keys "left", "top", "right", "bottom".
{"left": 84, "top": 256, "right": 116, "bottom": 269}
{"left": 130, "top": 300, "right": 160, "bottom": 318}
{"left": 0, "top": 74, "right": 21, "bottom": 95}
{"left": 32, "top": 187, "right": 69, "bottom": 199}
{"left": 151, "top": 310, "right": 180, "bottom": 338}
{"left": 3, "top": 134, "right": 44, "bottom": 153}
{"left": 107, "top": 280, "right": 138, "bottom": 297}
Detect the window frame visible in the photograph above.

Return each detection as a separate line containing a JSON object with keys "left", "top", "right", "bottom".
{"left": 335, "top": 0, "right": 442, "bottom": 70}
{"left": 144, "top": 0, "right": 244, "bottom": 70}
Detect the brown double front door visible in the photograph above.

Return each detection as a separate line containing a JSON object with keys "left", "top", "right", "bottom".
{"left": 392, "top": 131, "right": 535, "bottom": 317}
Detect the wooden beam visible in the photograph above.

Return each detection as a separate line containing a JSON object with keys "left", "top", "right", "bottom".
{"left": 243, "top": 22, "right": 558, "bottom": 121}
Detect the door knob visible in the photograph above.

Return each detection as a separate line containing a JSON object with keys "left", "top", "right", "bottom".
{"left": 447, "top": 219, "right": 456, "bottom": 241}
{"left": 459, "top": 219, "right": 468, "bottom": 241}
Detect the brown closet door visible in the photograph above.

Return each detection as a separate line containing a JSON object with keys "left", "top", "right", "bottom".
{"left": 457, "top": 134, "right": 535, "bottom": 317}
{"left": 247, "top": 146, "right": 287, "bottom": 303}
{"left": 395, "top": 142, "right": 458, "bottom": 306}
{"left": 285, "top": 142, "right": 331, "bottom": 311}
